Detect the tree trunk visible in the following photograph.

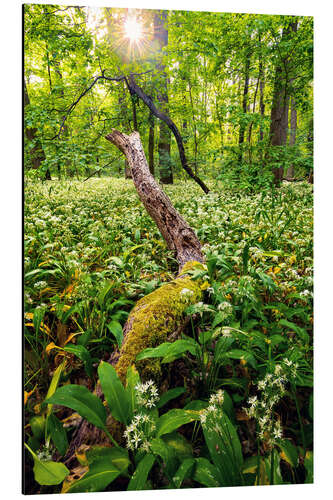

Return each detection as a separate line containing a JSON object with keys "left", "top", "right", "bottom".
{"left": 238, "top": 53, "right": 250, "bottom": 164}
{"left": 24, "top": 79, "right": 48, "bottom": 177}
{"left": 188, "top": 80, "right": 198, "bottom": 174}
{"left": 148, "top": 113, "right": 155, "bottom": 176}
{"left": 154, "top": 10, "right": 173, "bottom": 184}
{"left": 286, "top": 96, "right": 297, "bottom": 179}
{"left": 105, "top": 130, "right": 205, "bottom": 381}
{"left": 268, "top": 20, "right": 297, "bottom": 185}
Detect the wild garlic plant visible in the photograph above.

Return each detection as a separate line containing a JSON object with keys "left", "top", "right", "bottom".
{"left": 244, "top": 359, "right": 298, "bottom": 449}
{"left": 123, "top": 380, "right": 159, "bottom": 452}
{"left": 200, "top": 389, "right": 225, "bottom": 426}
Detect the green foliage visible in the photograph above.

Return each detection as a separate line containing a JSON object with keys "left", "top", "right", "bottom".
{"left": 24, "top": 4, "right": 313, "bottom": 493}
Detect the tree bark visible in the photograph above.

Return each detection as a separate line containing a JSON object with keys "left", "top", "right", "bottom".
{"left": 154, "top": 10, "right": 173, "bottom": 184}
{"left": 267, "top": 19, "right": 297, "bottom": 185}
{"left": 24, "top": 79, "right": 48, "bottom": 176}
{"left": 148, "top": 112, "right": 155, "bottom": 176}
{"left": 286, "top": 96, "right": 297, "bottom": 179}
{"left": 105, "top": 130, "right": 205, "bottom": 381}
{"left": 238, "top": 52, "right": 250, "bottom": 164}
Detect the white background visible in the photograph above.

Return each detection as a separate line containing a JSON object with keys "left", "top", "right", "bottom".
{"left": 1, "top": 0, "right": 332, "bottom": 498}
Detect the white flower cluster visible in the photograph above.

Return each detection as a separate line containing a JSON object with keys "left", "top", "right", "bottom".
{"left": 123, "top": 413, "right": 156, "bottom": 452}
{"left": 37, "top": 445, "right": 53, "bottom": 461}
{"left": 200, "top": 389, "right": 224, "bottom": 426}
{"left": 180, "top": 287, "right": 194, "bottom": 303}
{"left": 34, "top": 280, "right": 48, "bottom": 289}
{"left": 244, "top": 363, "right": 296, "bottom": 447}
{"left": 135, "top": 380, "right": 159, "bottom": 409}
{"left": 217, "top": 301, "right": 233, "bottom": 315}
{"left": 300, "top": 289, "right": 312, "bottom": 298}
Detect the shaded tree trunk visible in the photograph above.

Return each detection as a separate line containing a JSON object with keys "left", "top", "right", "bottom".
{"left": 268, "top": 19, "right": 297, "bottom": 185}
{"left": 188, "top": 80, "right": 198, "bottom": 174}
{"left": 24, "top": 79, "right": 48, "bottom": 178}
{"left": 148, "top": 112, "right": 155, "bottom": 176}
{"left": 154, "top": 10, "right": 173, "bottom": 184}
{"left": 238, "top": 52, "right": 250, "bottom": 164}
{"left": 286, "top": 96, "right": 297, "bottom": 179}
{"left": 258, "top": 33, "right": 265, "bottom": 143}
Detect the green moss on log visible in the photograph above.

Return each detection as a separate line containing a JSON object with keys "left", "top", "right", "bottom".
{"left": 115, "top": 260, "right": 207, "bottom": 381}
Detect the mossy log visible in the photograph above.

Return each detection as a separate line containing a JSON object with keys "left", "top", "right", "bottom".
{"left": 65, "top": 131, "right": 206, "bottom": 456}
{"left": 105, "top": 130, "right": 206, "bottom": 380}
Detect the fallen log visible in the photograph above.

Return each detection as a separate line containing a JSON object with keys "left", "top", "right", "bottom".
{"left": 65, "top": 130, "right": 206, "bottom": 457}
{"left": 105, "top": 130, "right": 206, "bottom": 380}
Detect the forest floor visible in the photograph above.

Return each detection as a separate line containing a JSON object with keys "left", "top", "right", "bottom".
{"left": 24, "top": 177, "right": 313, "bottom": 492}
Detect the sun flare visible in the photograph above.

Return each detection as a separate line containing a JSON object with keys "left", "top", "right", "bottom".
{"left": 124, "top": 17, "right": 143, "bottom": 44}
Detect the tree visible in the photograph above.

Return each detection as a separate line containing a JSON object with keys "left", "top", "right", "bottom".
{"left": 267, "top": 18, "right": 298, "bottom": 185}
{"left": 24, "top": 79, "right": 48, "bottom": 178}
{"left": 154, "top": 10, "right": 173, "bottom": 184}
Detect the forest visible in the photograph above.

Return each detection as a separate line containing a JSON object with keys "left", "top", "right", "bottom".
{"left": 24, "top": 3, "right": 313, "bottom": 494}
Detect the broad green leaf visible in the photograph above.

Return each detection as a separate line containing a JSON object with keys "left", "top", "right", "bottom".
{"left": 150, "top": 438, "right": 177, "bottom": 476}
{"left": 98, "top": 361, "right": 129, "bottom": 424}
{"left": 46, "top": 413, "right": 68, "bottom": 456}
{"left": 193, "top": 457, "right": 221, "bottom": 487}
{"left": 162, "top": 432, "right": 193, "bottom": 460}
{"left": 184, "top": 400, "right": 208, "bottom": 411}
{"left": 162, "top": 339, "right": 199, "bottom": 363}
{"left": 213, "top": 336, "right": 235, "bottom": 363}
{"left": 68, "top": 447, "right": 129, "bottom": 493}
{"left": 136, "top": 342, "right": 172, "bottom": 361}
{"left": 46, "top": 385, "right": 107, "bottom": 430}
{"left": 107, "top": 320, "right": 123, "bottom": 348}
{"left": 127, "top": 453, "right": 155, "bottom": 491}
{"left": 136, "top": 339, "right": 198, "bottom": 363}
{"left": 30, "top": 415, "right": 45, "bottom": 440}
{"left": 33, "top": 459, "right": 69, "bottom": 486}
{"left": 276, "top": 439, "right": 299, "bottom": 468}
{"left": 98, "top": 281, "right": 113, "bottom": 307}
{"left": 25, "top": 443, "right": 68, "bottom": 487}
{"left": 172, "top": 458, "right": 195, "bottom": 488}
{"left": 156, "top": 409, "right": 200, "bottom": 437}
{"left": 157, "top": 387, "right": 186, "bottom": 409}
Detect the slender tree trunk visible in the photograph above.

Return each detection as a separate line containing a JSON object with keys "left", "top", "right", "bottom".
{"left": 286, "top": 96, "right": 297, "bottom": 179}
{"left": 188, "top": 81, "right": 198, "bottom": 174}
{"left": 154, "top": 10, "right": 173, "bottom": 184}
{"left": 238, "top": 53, "right": 250, "bottom": 164}
{"left": 148, "top": 112, "right": 155, "bottom": 176}
{"left": 24, "top": 79, "right": 48, "bottom": 177}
